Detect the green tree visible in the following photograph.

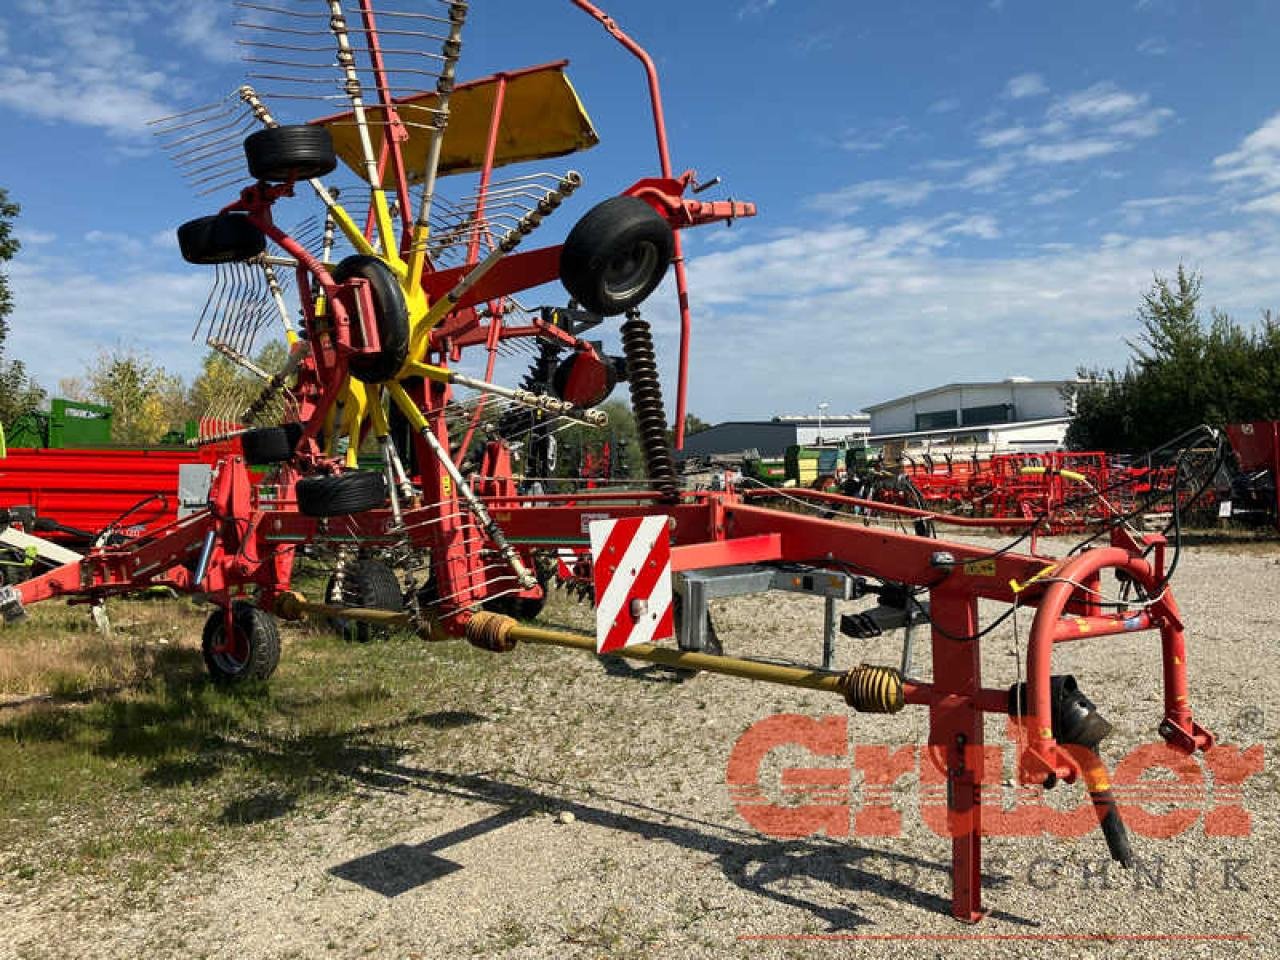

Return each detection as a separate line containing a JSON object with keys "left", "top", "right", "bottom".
{"left": 682, "top": 412, "right": 710, "bottom": 436}
{"left": 0, "top": 359, "right": 46, "bottom": 428}
{"left": 68, "top": 347, "right": 186, "bottom": 445}
{"left": 1068, "top": 266, "right": 1280, "bottom": 451}
{"left": 0, "top": 189, "right": 47, "bottom": 429}
{"left": 187, "top": 341, "right": 292, "bottom": 428}
{"left": 0, "top": 187, "right": 19, "bottom": 352}
{"left": 556, "top": 399, "right": 643, "bottom": 480}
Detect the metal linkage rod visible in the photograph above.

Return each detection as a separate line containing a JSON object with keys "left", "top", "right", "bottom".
{"left": 385, "top": 382, "right": 535, "bottom": 590}
{"left": 446, "top": 369, "right": 607, "bottom": 427}
{"left": 240, "top": 341, "right": 311, "bottom": 425}
{"left": 261, "top": 259, "right": 297, "bottom": 339}
{"left": 268, "top": 596, "right": 884, "bottom": 709}
{"left": 208, "top": 339, "right": 272, "bottom": 381}
{"left": 417, "top": 423, "right": 535, "bottom": 590}
{"left": 324, "top": 0, "right": 397, "bottom": 255}
{"left": 406, "top": 1, "right": 467, "bottom": 280}
{"left": 415, "top": 172, "right": 581, "bottom": 336}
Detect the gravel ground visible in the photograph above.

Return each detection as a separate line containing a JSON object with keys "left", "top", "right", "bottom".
{"left": 2, "top": 537, "right": 1277, "bottom": 959}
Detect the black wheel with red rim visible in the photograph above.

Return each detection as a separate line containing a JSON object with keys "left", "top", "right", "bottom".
{"left": 201, "top": 601, "right": 282, "bottom": 684}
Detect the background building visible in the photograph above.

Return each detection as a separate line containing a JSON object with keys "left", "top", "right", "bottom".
{"left": 865, "top": 378, "right": 1081, "bottom": 435}
{"left": 677, "top": 379, "right": 1081, "bottom": 463}
{"left": 676, "top": 413, "right": 870, "bottom": 461}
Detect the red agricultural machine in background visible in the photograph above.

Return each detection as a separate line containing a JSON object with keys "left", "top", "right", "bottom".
{"left": 0, "top": 0, "right": 1225, "bottom": 924}
{"left": 843, "top": 435, "right": 1224, "bottom": 534}
{"left": 1224, "top": 420, "right": 1280, "bottom": 528}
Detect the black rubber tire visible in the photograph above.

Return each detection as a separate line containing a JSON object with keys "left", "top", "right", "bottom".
{"left": 177, "top": 213, "right": 266, "bottom": 265}
{"left": 296, "top": 471, "right": 387, "bottom": 517}
{"left": 333, "top": 255, "right": 410, "bottom": 383}
{"left": 201, "top": 601, "right": 282, "bottom": 684}
{"left": 241, "top": 422, "right": 304, "bottom": 465}
{"left": 244, "top": 125, "right": 337, "bottom": 182}
{"left": 560, "top": 196, "right": 674, "bottom": 316}
{"left": 325, "top": 557, "right": 404, "bottom": 643}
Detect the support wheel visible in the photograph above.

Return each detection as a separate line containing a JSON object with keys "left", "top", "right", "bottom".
{"left": 560, "top": 196, "right": 674, "bottom": 316}
{"left": 296, "top": 471, "right": 387, "bottom": 517}
{"left": 244, "top": 125, "right": 337, "bottom": 182}
{"left": 177, "top": 213, "right": 265, "bottom": 265}
{"left": 334, "top": 255, "right": 410, "bottom": 383}
{"left": 325, "top": 558, "right": 404, "bottom": 643}
{"left": 241, "top": 423, "right": 304, "bottom": 465}
{"left": 202, "top": 601, "right": 281, "bottom": 684}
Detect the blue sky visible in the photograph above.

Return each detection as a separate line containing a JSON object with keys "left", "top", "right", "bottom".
{"left": 3, "top": 0, "right": 1280, "bottom": 423}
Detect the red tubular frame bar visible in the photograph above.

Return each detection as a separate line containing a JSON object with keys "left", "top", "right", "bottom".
{"left": 3, "top": 3, "right": 1214, "bottom": 927}
{"left": 11, "top": 475, "right": 1214, "bottom": 922}
{"left": 571, "top": 0, "right": 695, "bottom": 449}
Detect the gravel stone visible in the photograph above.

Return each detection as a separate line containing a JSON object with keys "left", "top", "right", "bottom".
{"left": 4, "top": 537, "right": 1276, "bottom": 959}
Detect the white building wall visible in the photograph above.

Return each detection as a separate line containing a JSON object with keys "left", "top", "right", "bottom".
{"left": 988, "top": 419, "right": 1071, "bottom": 449}
{"left": 869, "top": 381, "right": 1077, "bottom": 434}
{"left": 795, "top": 424, "right": 871, "bottom": 445}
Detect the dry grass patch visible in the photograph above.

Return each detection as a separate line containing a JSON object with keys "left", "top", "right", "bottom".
{"left": 0, "top": 594, "right": 206, "bottom": 700}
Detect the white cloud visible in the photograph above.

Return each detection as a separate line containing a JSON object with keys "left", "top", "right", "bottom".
{"left": 1107, "top": 108, "right": 1174, "bottom": 139}
{"left": 979, "top": 126, "right": 1032, "bottom": 148}
{"left": 168, "top": 2, "right": 237, "bottom": 64}
{"left": 966, "top": 81, "right": 1170, "bottom": 189}
{"left": 680, "top": 216, "right": 1280, "bottom": 417}
{"left": 1025, "top": 139, "right": 1121, "bottom": 164}
{"left": 1213, "top": 112, "right": 1280, "bottom": 197}
{"left": 1240, "top": 193, "right": 1280, "bottom": 215}
{"left": 83, "top": 230, "right": 150, "bottom": 258}
{"left": 946, "top": 214, "right": 1001, "bottom": 239}
{"left": 1029, "top": 187, "right": 1077, "bottom": 206}
{"left": 8, "top": 256, "right": 212, "bottom": 388}
{"left": 808, "top": 178, "right": 935, "bottom": 212}
{"left": 1121, "top": 195, "right": 1206, "bottom": 213}
{"left": 737, "top": 0, "right": 777, "bottom": 17}
{"left": 1119, "top": 194, "right": 1208, "bottom": 226}
{"left": 961, "top": 157, "right": 1017, "bottom": 190}
{"left": 928, "top": 97, "right": 961, "bottom": 114}
{"left": 1137, "top": 36, "right": 1171, "bottom": 56}
{"left": 1005, "top": 73, "right": 1048, "bottom": 99}
{"left": 15, "top": 228, "right": 56, "bottom": 246}
{"left": 838, "top": 121, "right": 911, "bottom": 153}
{"left": 0, "top": 0, "right": 181, "bottom": 136}
{"left": 1052, "top": 82, "right": 1146, "bottom": 121}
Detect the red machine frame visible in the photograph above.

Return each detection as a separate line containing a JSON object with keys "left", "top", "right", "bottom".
{"left": 0, "top": 0, "right": 1218, "bottom": 925}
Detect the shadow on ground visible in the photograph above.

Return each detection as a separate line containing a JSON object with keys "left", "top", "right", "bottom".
{"left": 2, "top": 641, "right": 1028, "bottom": 931}
{"left": 322, "top": 764, "right": 1031, "bottom": 931}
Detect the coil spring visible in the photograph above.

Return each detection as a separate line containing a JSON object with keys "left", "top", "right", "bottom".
{"left": 620, "top": 311, "right": 678, "bottom": 498}
{"left": 466, "top": 610, "right": 519, "bottom": 653}
{"left": 839, "top": 663, "right": 905, "bottom": 713}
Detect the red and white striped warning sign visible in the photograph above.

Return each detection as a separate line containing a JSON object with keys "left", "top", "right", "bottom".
{"left": 588, "top": 514, "right": 674, "bottom": 654}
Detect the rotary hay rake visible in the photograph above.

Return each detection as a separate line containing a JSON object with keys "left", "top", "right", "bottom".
{"left": 0, "top": 0, "right": 1221, "bottom": 924}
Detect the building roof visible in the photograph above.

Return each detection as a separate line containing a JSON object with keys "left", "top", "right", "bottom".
{"left": 864, "top": 379, "right": 1085, "bottom": 412}
{"left": 772, "top": 413, "right": 870, "bottom": 423}
{"left": 867, "top": 416, "right": 1072, "bottom": 444}
{"left": 675, "top": 421, "right": 800, "bottom": 460}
